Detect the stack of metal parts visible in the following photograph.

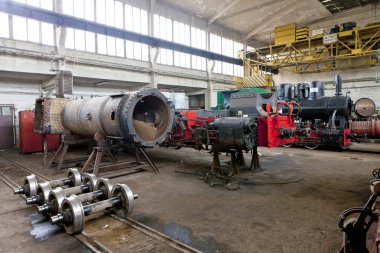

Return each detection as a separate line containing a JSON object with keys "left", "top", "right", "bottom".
{"left": 14, "top": 168, "right": 138, "bottom": 235}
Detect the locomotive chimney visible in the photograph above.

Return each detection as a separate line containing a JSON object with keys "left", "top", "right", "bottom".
{"left": 335, "top": 74, "right": 342, "bottom": 96}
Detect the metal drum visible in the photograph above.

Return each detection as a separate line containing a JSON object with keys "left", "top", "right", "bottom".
{"left": 294, "top": 83, "right": 309, "bottom": 99}
{"left": 277, "top": 83, "right": 293, "bottom": 101}
{"left": 308, "top": 81, "right": 325, "bottom": 100}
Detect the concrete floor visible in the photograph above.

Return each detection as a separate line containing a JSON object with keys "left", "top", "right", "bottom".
{"left": 0, "top": 143, "right": 379, "bottom": 253}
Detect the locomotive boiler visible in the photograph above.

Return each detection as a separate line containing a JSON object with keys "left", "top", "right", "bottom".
{"left": 277, "top": 79, "right": 352, "bottom": 121}
{"left": 34, "top": 88, "right": 175, "bottom": 147}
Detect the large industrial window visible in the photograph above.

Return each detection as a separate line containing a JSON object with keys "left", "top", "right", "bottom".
{"left": 125, "top": 4, "right": 149, "bottom": 61}
{"left": 0, "top": 12, "right": 9, "bottom": 38}
{"left": 210, "top": 33, "right": 243, "bottom": 77}
{"left": 11, "top": 0, "right": 54, "bottom": 46}
{"left": 173, "top": 21, "right": 191, "bottom": 68}
{"left": 154, "top": 15, "right": 208, "bottom": 71}
{"left": 62, "top": 0, "right": 148, "bottom": 61}
{"left": 6, "top": 0, "right": 244, "bottom": 77}
{"left": 154, "top": 14, "right": 174, "bottom": 66}
{"left": 191, "top": 27, "right": 206, "bottom": 71}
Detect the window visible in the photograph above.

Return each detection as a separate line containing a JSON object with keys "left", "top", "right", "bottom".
{"left": 13, "top": 16, "right": 27, "bottom": 41}
{"left": 124, "top": 4, "right": 148, "bottom": 61}
{"left": 105, "top": 0, "right": 115, "bottom": 26}
{"left": 10, "top": 0, "right": 54, "bottom": 45}
{"left": 154, "top": 14, "right": 174, "bottom": 66}
{"left": 210, "top": 33, "right": 244, "bottom": 76}
{"left": 115, "top": 1, "right": 123, "bottom": 29}
{"left": 97, "top": 34, "right": 107, "bottom": 54}
{"left": 66, "top": 28, "right": 75, "bottom": 49}
{"left": 75, "top": 30, "right": 86, "bottom": 51}
{"left": 41, "top": 22, "right": 54, "bottom": 46}
{"left": 85, "top": 32, "right": 96, "bottom": 52}
{"left": 84, "top": 0, "right": 95, "bottom": 21}
{"left": 63, "top": 0, "right": 74, "bottom": 15}
{"left": 74, "top": 0, "right": 85, "bottom": 19}
{"left": 234, "top": 42, "right": 244, "bottom": 77}
{"left": 27, "top": 19, "right": 40, "bottom": 43}
{"left": 173, "top": 21, "right": 191, "bottom": 68}
{"left": 107, "top": 36, "right": 116, "bottom": 56}
{"left": 0, "top": 12, "right": 9, "bottom": 38}
{"left": 191, "top": 27, "right": 206, "bottom": 71}
{"left": 210, "top": 34, "right": 222, "bottom": 74}
{"left": 116, "top": 38, "right": 125, "bottom": 57}
{"left": 96, "top": 0, "right": 106, "bottom": 24}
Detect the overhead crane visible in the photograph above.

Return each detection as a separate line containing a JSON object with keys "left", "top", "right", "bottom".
{"left": 239, "top": 22, "right": 380, "bottom": 88}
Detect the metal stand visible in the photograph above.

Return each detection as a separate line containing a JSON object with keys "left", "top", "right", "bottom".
{"left": 211, "top": 147, "right": 261, "bottom": 177}
{"left": 81, "top": 132, "right": 159, "bottom": 178}
{"left": 228, "top": 150, "right": 238, "bottom": 177}
{"left": 250, "top": 146, "right": 261, "bottom": 170}
{"left": 46, "top": 130, "right": 92, "bottom": 170}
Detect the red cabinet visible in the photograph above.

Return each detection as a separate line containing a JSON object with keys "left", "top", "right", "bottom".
{"left": 19, "top": 111, "right": 61, "bottom": 153}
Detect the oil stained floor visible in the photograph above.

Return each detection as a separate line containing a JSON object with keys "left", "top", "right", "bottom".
{"left": 0, "top": 142, "right": 379, "bottom": 253}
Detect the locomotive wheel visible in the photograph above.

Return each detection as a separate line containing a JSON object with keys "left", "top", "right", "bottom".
{"left": 47, "top": 187, "right": 66, "bottom": 216}
{"left": 82, "top": 173, "right": 98, "bottom": 192}
{"left": 67, "top": 168, "right": 82, "bottom": 187}
{"left": 96, "top": 178, "right": 113, "bottom": 200}
{"left": 112, "top": 184, "right": 136, "bottom": 217}
{"left": 25, "top": 174, "right": 38, "bottom": 197}
{"left": 61, "top": 195, "right": 85, "bottom": 235}
{"left": 304, "top": 144, "right": 319, "bottom": 150}
{"left": 282, "top": 143, "right": 294, "bottom": 148}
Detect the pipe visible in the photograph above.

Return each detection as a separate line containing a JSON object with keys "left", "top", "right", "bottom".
{"left": 335, "top": 75, "right": 343, "bottom": 96}
{"left": 349, "top": 119, "right": 380, "bottom": 138}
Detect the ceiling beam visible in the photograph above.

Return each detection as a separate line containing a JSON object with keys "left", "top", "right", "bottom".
{"left": 208, "top": 0, "right": 242, "bottom": 25}
{"left": 218, "top": 0, "right": 285, "bottom": 22}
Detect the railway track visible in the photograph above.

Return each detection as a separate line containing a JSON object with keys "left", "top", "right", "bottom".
{"left": 0, "top": 153, "right": 202, "bottom": 253}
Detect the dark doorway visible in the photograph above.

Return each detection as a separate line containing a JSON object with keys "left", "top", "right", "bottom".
{"left": 188, "top": 94, "right": 205, "bottom": 109}
{"left": 0, "top": 105, "right": 15, "bottom": 150}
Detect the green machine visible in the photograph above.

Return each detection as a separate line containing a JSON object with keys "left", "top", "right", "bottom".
{"left": 214, "top": 87, "right": 267, "bottom": 110}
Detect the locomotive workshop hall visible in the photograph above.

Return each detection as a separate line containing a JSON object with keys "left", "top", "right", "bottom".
{"left": 0, "top": 0, "right": 379, "bottom": 252}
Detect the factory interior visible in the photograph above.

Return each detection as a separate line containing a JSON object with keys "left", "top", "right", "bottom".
{"left": 0, "top": 0, "right": 380, "bottom": 252}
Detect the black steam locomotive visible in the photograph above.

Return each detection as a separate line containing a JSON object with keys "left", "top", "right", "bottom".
{"left": 277, "top": 75, "right": 353, "bottom": 149}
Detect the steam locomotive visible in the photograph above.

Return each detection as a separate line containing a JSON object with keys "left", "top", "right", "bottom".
{"left": 277, "top": 75, "right": 378, "bottom": 149}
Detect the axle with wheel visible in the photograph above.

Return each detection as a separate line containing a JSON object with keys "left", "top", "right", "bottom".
{"left": 26, "top": 173, "right": 97, "bottom": 206}
{"left": 51, "top": 183, "right": 138, "bottom": 234}
{"left": 38, "top": 178, "right": 112, "bottom": 216}
{"left": 14, "top": 168, "right": 81, "bottom": 197}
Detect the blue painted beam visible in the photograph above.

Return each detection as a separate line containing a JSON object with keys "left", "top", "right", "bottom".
{"left": 0, "top": 1, "right": 243, "bottom": 66}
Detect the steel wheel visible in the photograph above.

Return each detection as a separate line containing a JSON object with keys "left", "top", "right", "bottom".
{"left": 304, "top": 144, "right": 319, "bottom": 150}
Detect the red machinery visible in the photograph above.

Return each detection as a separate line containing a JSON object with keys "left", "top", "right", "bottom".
{"left": 19, "top": 111, "right": 60, "bottom": 153}
{"left": 162, "top": 99, "right": 297, "bottom": 175}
